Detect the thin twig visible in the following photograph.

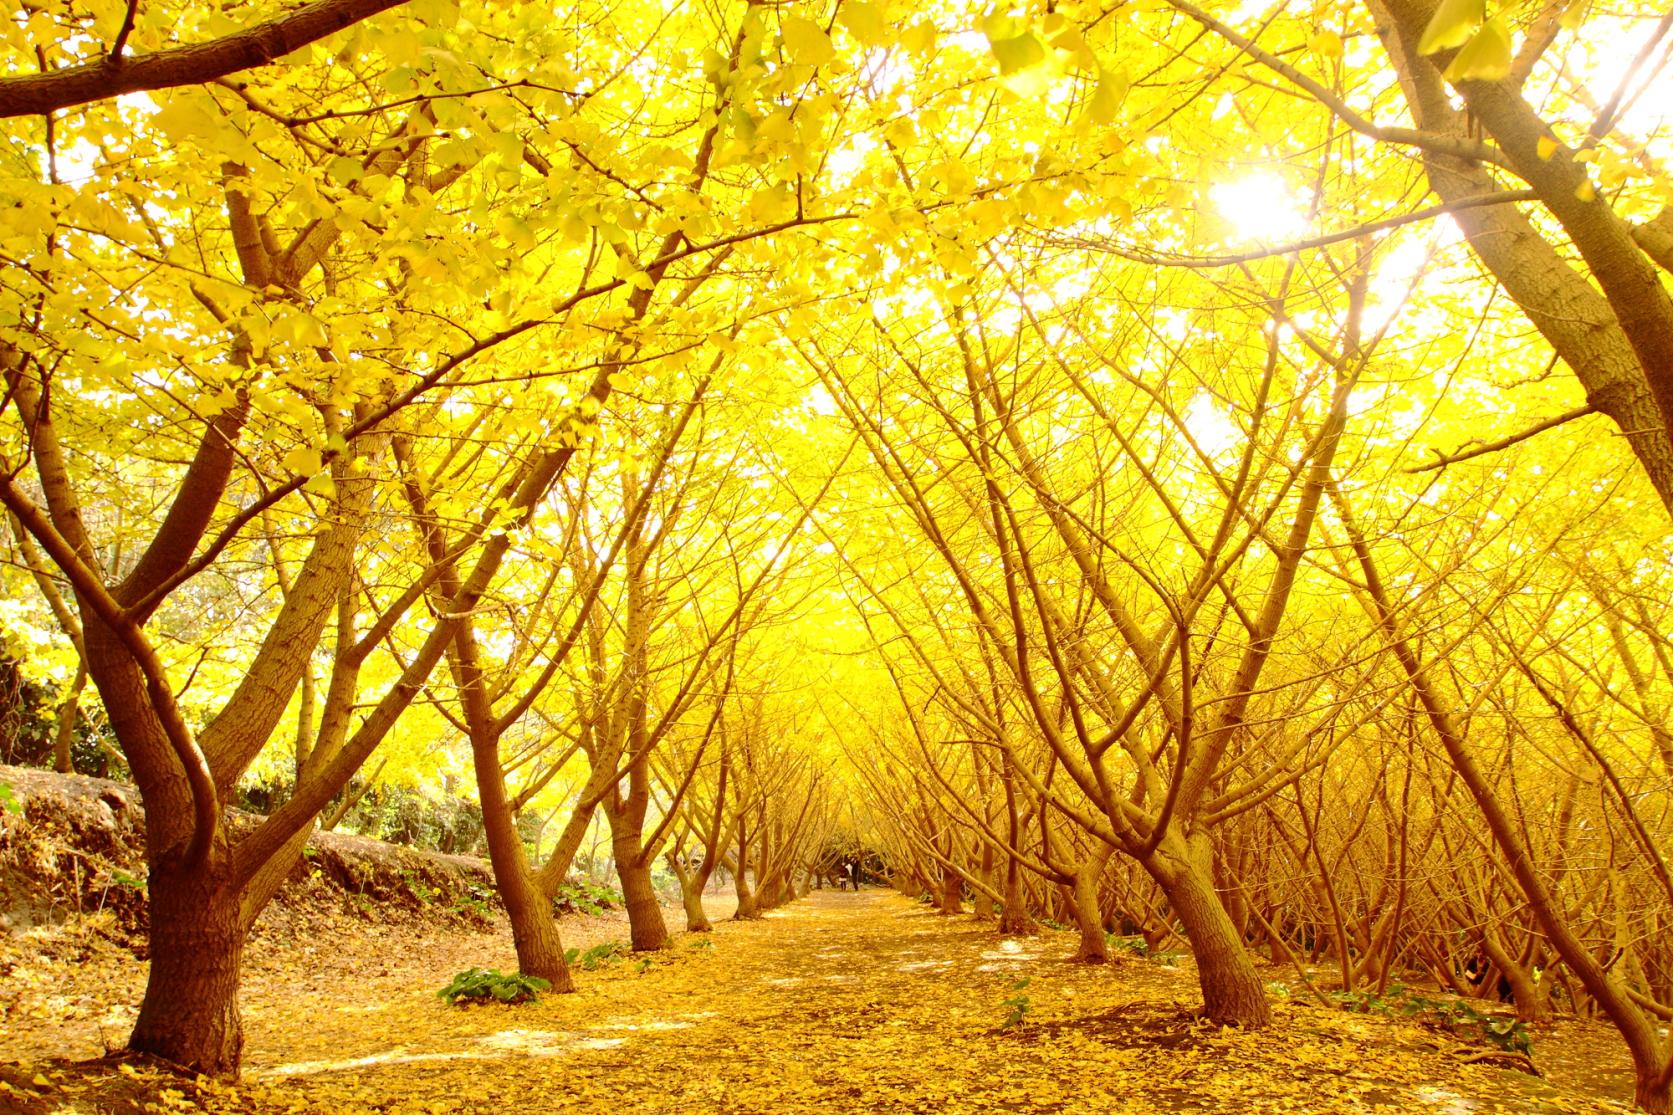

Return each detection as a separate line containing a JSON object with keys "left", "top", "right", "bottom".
{"left": 1407, "top": 404, "right": 1596, "bottom": 473}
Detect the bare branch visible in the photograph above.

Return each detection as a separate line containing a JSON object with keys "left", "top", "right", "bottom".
{"left": 1407, "top": 404, "right": 1597, "bottom": 473}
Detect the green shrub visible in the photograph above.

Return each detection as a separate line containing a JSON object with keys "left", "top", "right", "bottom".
{"left": 553, "top": 880, "right": 623, "bottom": 917}
{"left": 1332, "top": 985, "right": 1534, "bottom": 1055}
{"left": 564, "top": 940, "right": 628, "bottom": 971}
{"left": 438, "top": 968, "right": 550, "bottom": 1005}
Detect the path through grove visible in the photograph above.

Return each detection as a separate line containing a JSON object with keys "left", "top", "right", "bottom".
{"left": 6, "top": 890, "right": 1637, "bottom": 1114}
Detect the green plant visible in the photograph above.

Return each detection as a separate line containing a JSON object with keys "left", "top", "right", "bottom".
{"left": 451, "top": 893, "right": 491, "bottom": 919}
{"left": 1332, "top": 985, "right": 1533, "bottom": 1055}
{"left": 635, "top": 958, "right": 653, "bottom": 974}
{"left": 563, "top": 940, "right": 629, "bottom": 971}
{"left": 688, "top": 937, "right": 714, "bottom": 951}
{"left": 107, "top": 868, "right": 146, "bottom": 891}
{"left": 1106, "top": 933, "right": 1151, "bottom": 957}
{"left": 401, "top": 869, "right": 437, "bottom": 906}
{"left": 438, "top": 968, "right": 550, "bottom": 1005}
{"left": 553, "top": 880, "right": 624, "bottom": 917}
{"left": 0, "top": 781, "right": 20, "bottom": 817}
{"left": 1000, "top": 976, "right": 1033, "bottom": 1029}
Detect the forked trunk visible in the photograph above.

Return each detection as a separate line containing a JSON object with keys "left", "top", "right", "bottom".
{"left": 734, "top": 870, "right": 760, "bottom": 919}
{"left": 129, "top": 858, "right": 244, "bottom": 1074}
{"left": 616, "top": 853, "right": 670, "bottom": 951}
{"left": 679, "top": 868, "right": 713, "bottom": 932}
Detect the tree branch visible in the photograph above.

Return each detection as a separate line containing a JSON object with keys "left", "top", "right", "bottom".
{"left": 0, "top": 0, "right": 408, "bottom": 118}
{"left": 1407, "top": 404, "right": 1597, "bottom": 472}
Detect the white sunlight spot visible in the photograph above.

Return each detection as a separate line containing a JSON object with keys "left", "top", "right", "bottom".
{"left": 803, "top": 383, "right": 839, "bottom": 416}
{"left": 826, "top": 130, "right": 878, "bottom": 191}
{"left": 1183, "top": 391, "right": 1241, "bottom": 459}
{"left": 1575, "top": 19, "right": 1673, "bottom": 139}
{"left": 1210, "top": 171, "right": 1308, "bottom": 244}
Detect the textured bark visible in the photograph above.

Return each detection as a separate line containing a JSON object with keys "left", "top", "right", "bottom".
{"left": 128, "top": 851, "right": 244, "bottom": 1074}
{"left": 0, "top": 0, "right": 409, "bottom": 118}
{"left": 1069, "top": 858, "right": 1111, "bottom": 964}
{"left": 1149, "top": 836, "right": 1271, "bottom": 1028}
{"left": 473, "top": 737, "right": 573, "bottom": 989}
{"left": 1367, "top": 0, "right": 1673, "bottom": 512}
{"left": 616, "top": 851, "right": 671, "bottom": 952}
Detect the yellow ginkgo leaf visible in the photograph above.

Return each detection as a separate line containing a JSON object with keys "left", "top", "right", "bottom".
{"left": 1443, "top": 15, "right": 1512, "bottom": 82}
{"left": 1418, "top": 0, "right": 1485, "bottom": 54}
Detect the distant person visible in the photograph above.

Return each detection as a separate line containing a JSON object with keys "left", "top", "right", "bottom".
{"left": 847, "top": 860, "right": 861, "bottom": 891}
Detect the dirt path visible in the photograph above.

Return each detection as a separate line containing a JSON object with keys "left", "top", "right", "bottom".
{"left": 1, "top": 889, "right": 1639, "bottom": 1114}
{"left": 237, "top": 890, "right": 1628, "bottom": 1114}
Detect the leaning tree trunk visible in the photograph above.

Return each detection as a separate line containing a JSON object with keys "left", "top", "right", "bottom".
{"left": 475, "top": 749, "right": 574, "bottom": 989}
{"left": 1148, "top": 835, "right": 1271, "bottom": 1028}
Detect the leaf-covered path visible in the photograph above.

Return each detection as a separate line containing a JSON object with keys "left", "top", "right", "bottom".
{"left": 3, "top": 889, "right": 1637, "bottom": 1113}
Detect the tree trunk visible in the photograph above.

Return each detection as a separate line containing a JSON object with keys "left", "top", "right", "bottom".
{"left": 734, "top": 870, "right": 760, "bottom": 919}
{"left": 766, "top": 870, "right": 794, "bottom": 909}
{"left": 938, "top": 866, "right": 965, "bottom": 915}
{"left": 1070, "top": 861, "right": 1110, "bottom": 963}
{"left": 1149, "top": 836, "right": 1271, "bottom": 1028}
{"left": 673, "top": 859, "right": 713, "bottom": 932}
{"left": 616, "top": 852, "right": 670, "bottom": 951}
{"left": 51, "top": 661, "right": 86, "bottom": 773}
{"left": 506, "top": 885, "right": 575, "bottom": 991}
{"left": 1481, "top": 930, "right": 1547, "bottom": 1024}
{"left": 972, "top": 843, "right": 996, "bottom": 918}
{"left": 682, "top": 885, "right": 712, "bottom": 931}
{"left": 1000, "top": 858, "right": 1035, "bottom": 935}
{"left": 734, "top": 832, "right": 761, "bottom": 919}
{"left": 128, "top": 858, "right": 244, "bottom": 1074}
{"left": 473, "top": 737, "right": 573, "bottom": 989}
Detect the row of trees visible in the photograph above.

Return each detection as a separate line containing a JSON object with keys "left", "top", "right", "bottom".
{"left": 3, "top": 0, "right": 1673, "bottom": 1110}
{"left": 0, "top": 0, "right": 856, "bottom": 1075}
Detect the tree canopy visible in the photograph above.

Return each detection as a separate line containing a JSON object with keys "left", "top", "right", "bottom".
{"left": 4, "top": 0, "right": 1673, "bottom": 1109}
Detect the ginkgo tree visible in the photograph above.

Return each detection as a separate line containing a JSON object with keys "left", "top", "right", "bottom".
{"left": 5, "top": 0, "right": 1673, "bottom": 1109}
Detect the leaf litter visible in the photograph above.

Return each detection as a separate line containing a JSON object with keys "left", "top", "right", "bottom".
{"left": 0, "top": 890, "right": 1640, "bottom": 1114}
